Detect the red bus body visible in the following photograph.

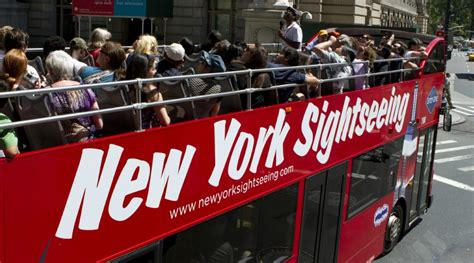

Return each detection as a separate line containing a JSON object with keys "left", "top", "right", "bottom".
{"left": 0, "top": 33, "right": 446, "bottom": 262}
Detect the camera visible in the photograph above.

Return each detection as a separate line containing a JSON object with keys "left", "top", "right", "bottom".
{"left": 23, "top": 72, "right": 39, "bottom": 86}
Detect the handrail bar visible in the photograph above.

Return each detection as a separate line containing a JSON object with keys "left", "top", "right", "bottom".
{"left": 0, "top": 66, "right": 418, "bottom": 130}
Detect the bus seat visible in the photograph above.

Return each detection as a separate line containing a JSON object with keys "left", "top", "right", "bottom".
{"left": 28, "top": 56, "right": 45, "bottom": 77}
{"left": 14, "top": 93, "right": 67, "bottom": 150}
{"left": 183, "top": 53, "right": 201, "bottom": 72}
{"left": 94, "top": 85, "right": 138, "bottom": 136}
{"left": 214, "top": 74, "right": 243, "bottom": 114}
{"left": 180, "top": 67, "right": 195, "bottom": 75}
{"left": 158, "top": 76, "right": 196, "bottom": 123}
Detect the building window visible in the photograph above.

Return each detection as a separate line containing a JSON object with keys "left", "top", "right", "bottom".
{"left": 56, "top": 0, "right": 74, "bottom": 41}
{"left": 208, "top": 0, "right": 236, "bottom": 41}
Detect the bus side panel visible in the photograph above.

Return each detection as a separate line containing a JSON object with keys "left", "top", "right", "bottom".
{"left": 416, "top": 74, "right": 444, "bottom": 129}
{"left": 0, "top": 159, "right": 5, "bottom": 262}
{"left": 0, "top": 85, "right": 413, "bottom": 262}
{"left": 338, "top": 194, "right": 394, "bottom": 263}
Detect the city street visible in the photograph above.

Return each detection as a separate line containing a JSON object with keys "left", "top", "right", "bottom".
{"left": 376, "top": 49, "right": 474, "bottom": 262}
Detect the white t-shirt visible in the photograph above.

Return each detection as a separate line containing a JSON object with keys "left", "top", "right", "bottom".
{"left": 283, "top": 22, "right": 303, "bottom": 50}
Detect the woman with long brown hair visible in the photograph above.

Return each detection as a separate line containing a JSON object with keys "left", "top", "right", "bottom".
{"left": 0, "top": 49, "right": 28, "bottom": 90}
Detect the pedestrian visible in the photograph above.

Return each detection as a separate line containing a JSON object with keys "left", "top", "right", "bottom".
{"left": 444, "top": 72, "right": 455, "bottom": 109}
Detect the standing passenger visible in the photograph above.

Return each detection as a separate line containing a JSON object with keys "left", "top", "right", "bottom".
{"left": 278, "top": 7, "right": 303, "bottom": 50}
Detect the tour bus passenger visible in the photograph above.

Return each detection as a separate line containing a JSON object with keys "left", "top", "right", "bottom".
{"left": 196, "top": 30, "right": 223, "bottom": 52}
{"left": 187, "top": 51, "right": 224, "bottom": 119}
{"left": 268, "top": 47, "right": 320, "bottom": 102}
{"left": 156, "top": 43, "right": 185, "bottom": 77}
{"left": 70, "top": 37, "right": 95, "bottom": 67}
{"left": 0, "top": 49, "right": 29, "bottom": 90}
{"left": 278, "top": 6, "right": 303, "bottom": 50}
{"left": 239, "top": 43, "right": 274, "bottom": 107}
{"left": 126, "top": 53, "right": 170, "bottom": 128}
{"left": 0, "top": 81, "right": 20, "bottom": 158}
{"left": 88, "top": 28, "right": 112, "bottom": 65}
{"left": 1, "top": 28, "right": 42, "bottom": 88}
{"left": 79, "top": 41, "right": 126, "bottom": 84}
{"left": 179, "top": 37, "right": 195, "bottom": 56}
{"left": 313, "top": 33, "right": 354, "bottom": 94}
{"left": 45, "top": 50, "right": 103, "bottom": 143}
{"left": 304, "top": 29, "right": 329, "bottom": 58}
{"left": 353, "top": 48, "right": 369, "bottom": 90}
{"left": 127, "top": 34, "right": 160, "bottom": 67}
{"left": 43, "top": 36, "right": 67, "bottom": 60}
{"left": 0, "top": 26, "right": 13, "bottom": 62}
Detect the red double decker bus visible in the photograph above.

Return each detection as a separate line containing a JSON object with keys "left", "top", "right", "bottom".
{"left": 0, "top": 28, "right": 447, "bottom": 262}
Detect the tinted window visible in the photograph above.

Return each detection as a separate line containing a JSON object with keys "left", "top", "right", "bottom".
{"left": 162, "top": 184, "right": 298, "bottom": 263}
{"left": 423, "top": 43, "right": 445, "bottom": 74}
{"left": 348, "top": 138, "right": 403, "bottom": 218}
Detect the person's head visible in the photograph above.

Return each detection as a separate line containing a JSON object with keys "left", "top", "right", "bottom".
{"left": 212, "top": 39, "right": 231, "bottom": 61}
{"left": 275, "top": 47, "right": 299, "bottom": 66}
{"left": 135, "top": 34, "right": 159, "bottom": 55}
{"left": 179, "top": 37, "right": 195, "bottom": 56}
{"left": 4, "top": 28, "right": 29, "bottom": 52}
{"left": 446, "top": 72, "right": 451, "bottom": 78}
{"left": 1, "top": 49, "right": 28, "bottom": 87}
{"left": 69, "top": 37, "right": 89, "bottom": 59}
{"left": 0, "top": 26, "right": 13, "bottom": 51}
{"left": 407, "top": 38, "right": 421, "bottom": 51}
{"left": 97, "top": 41, "right": 126, "bottom": 70}
{"left": 391, "top": 42, "right": 405, "bottom": 56}
{"left": 197, "top": 51, "right": 226, "bottom": 73}
{"left": 332, "top": 34, "right": 353, "bottom": 55}
{"left": 43, "top": 36, "right": 67, "bottom": 58}
{"left": 45, "top": 50, "right": 75, "bottom": 83}
{"left": 208, "top": 30, "right": 222, "bottom": 45}
{"left": 283, "top": 6, "right": 300, "bottom": 23}
{"left": 126, "top": 53, "right": 157, "bottom": 80}
{"left": 317, "top": 29, "right": 328, "bottom": 42}
{"left": 89, "top": 28, "right": 112, "bottom": 49}
{"left": 164, "top": 43, "right": 185, "bottom": 66}
{"left": 241, "top": 43, "right": 267, "bottom": 69}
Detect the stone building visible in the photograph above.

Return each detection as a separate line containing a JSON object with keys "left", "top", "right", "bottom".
{"left": 0, "top": 0, "right": 428, "bottom": 48}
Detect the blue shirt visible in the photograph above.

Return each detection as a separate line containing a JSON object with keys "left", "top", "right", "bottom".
{"left": 268, "top": 63, "right": 306, "bottom": 103}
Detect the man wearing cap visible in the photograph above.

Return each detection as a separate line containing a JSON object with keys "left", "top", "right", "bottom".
{"left": 305, "top": 29, "right": 328, "bottom": 51}
{"left": 156, "top": 43, "right": 185, "bottom": 77}
{"left": 70, "top": 37, "right": 95, "bottom": 67}
{"left": 278, "top": 6, "right": 303, "bottom": 50}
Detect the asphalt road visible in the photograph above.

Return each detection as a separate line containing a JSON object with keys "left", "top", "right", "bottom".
{"left": 376, "top": 50, "right": 474, "bottom": 263}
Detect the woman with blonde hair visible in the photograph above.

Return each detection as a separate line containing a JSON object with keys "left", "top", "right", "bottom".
{"left": 0, "top": 49, "right": 28, "bottom": 90}
{"left": 135, "top": 34, "right": 159, "bottom": 56}
{"left": 89, "top": 27, "right": 112, "bottom": 64}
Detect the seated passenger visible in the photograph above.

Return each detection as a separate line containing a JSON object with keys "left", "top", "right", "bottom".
{"left": 126, "top": 53, "right": 170, "bottom": 128}
{"left": 45, "top": 50, "right": 103, "bottom": 143}
{"left": 69, "top": 37, "right": 94, "bottom": 71}
{"left": 127, "top": 34, "right": 160, "bottom": 67}
{"left": 0, "top": 81, "right": 19, "bottom": 158}
{"left": 313, "top": 33, "right": 355, "bottom": 94}
{"left": 79, "top": 41, "right": 126, "bottom": 83}
{"left": 156, "top": 43, "right": 185, "bottom": 77}
{"left": 0, "top": 49, "right": 36, "bottom": 90}
{"left": 268, "top": 47, "right": 320, "bottom": 102}
{"left": 88, "top": 28, "right": 112, "bottom": 66}
{"left": 353, "top": 48, "right": 369, "bottom": 90}
{"left": 188, "top": 51, "right": 225, "bottom": 119}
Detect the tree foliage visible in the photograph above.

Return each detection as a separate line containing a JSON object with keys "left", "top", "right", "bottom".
{"left": 427, "top": 0, "right": 474, "bottom": 36}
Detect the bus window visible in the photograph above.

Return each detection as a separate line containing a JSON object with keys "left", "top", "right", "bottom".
{"left": 111, "top": 242, "right": 161, "bottom": 263}
{"left": 423, "top": 43, "right": 445, "bottom": 74}
{"left": 347, "top": 138, "right": 403, "bottom": 218}
{"left": 162, "top": 183, "right": 298, "bottom": 263}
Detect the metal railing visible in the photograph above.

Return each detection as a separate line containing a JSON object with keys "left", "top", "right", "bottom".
{"left": 0, "top": 57, "right": 419, "bottom": 130}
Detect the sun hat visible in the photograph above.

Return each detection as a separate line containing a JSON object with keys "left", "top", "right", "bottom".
{"left": 165, "top": 43, "right": 185, "bottom": 62}
{"left": 199, "top": 51, "right": 226, "bottom": 72}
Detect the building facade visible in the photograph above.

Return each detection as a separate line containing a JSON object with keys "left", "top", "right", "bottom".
{"left": 0, "top": 0, "right": 427, "bottom": 48}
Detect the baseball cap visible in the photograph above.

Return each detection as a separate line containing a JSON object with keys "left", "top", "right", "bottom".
{"left": 165, "top": 43, "right": 185, "bottom": 62}
{"left": 286, "top": 6, "right": 301, "bottom": 18}
{"left": 199, "top": 51, "right": 226, "bottom": 72}
{"left": 69, "top": 37, "right": 88, "bottom": 50}
{"left": 318, "top": 30, "right": 328, "bottom": 37}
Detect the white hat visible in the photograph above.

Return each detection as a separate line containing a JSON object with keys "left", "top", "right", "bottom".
{"left": 165, "top": 43, "right": 185, "bottom": 62}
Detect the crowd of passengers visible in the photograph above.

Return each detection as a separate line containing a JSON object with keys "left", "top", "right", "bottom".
{"left": 0, "top": 7, "right": 428, "bottom": 158}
